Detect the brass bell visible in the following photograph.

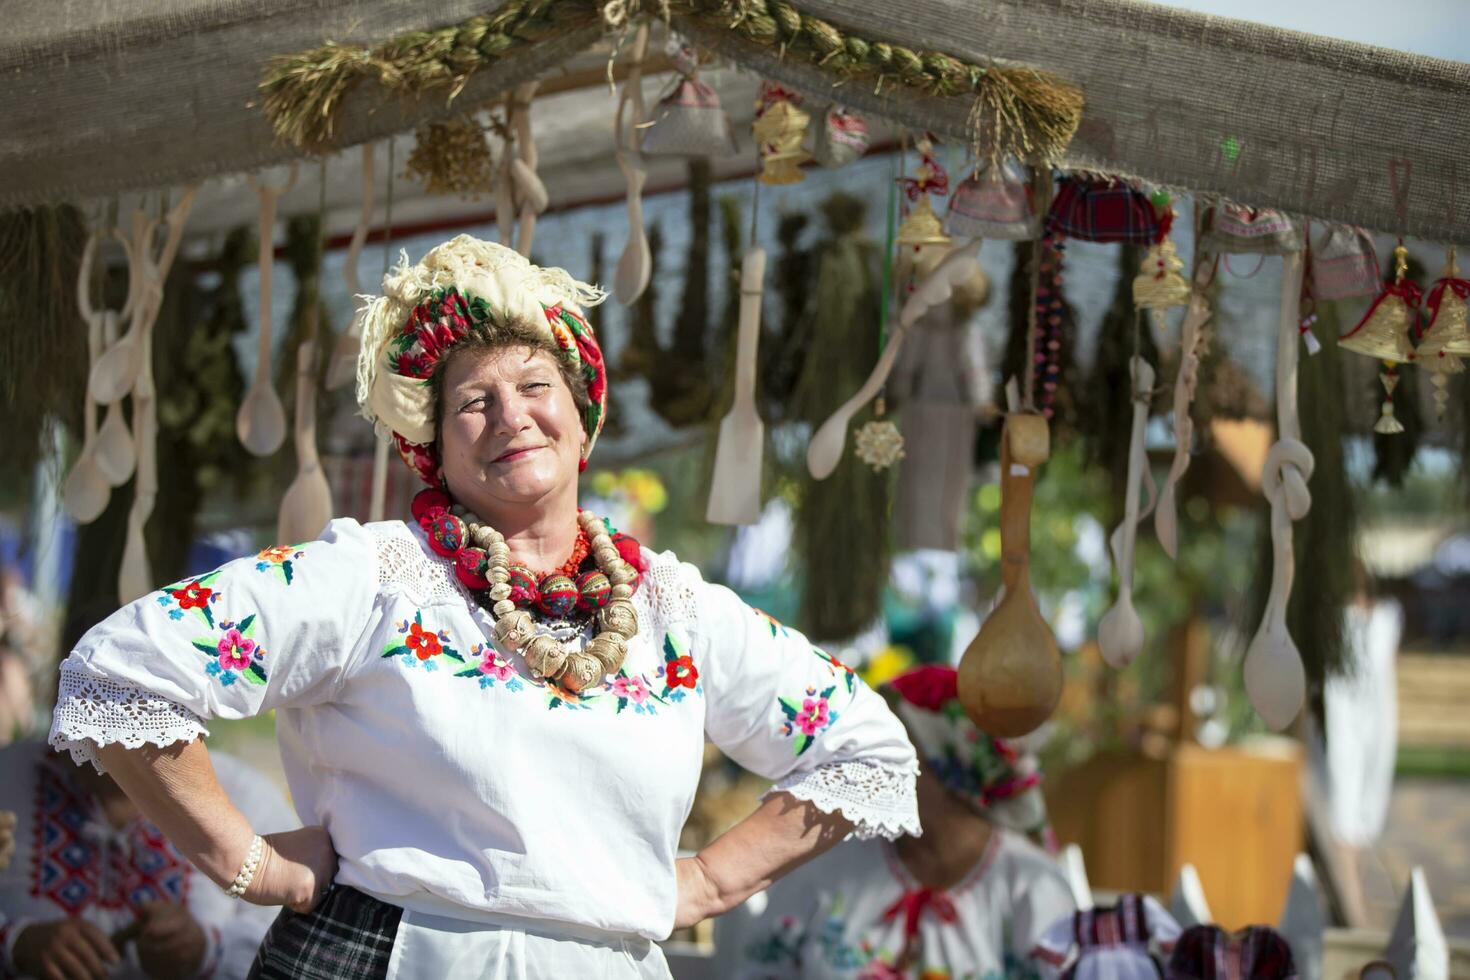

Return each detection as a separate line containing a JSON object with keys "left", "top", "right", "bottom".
{"left": 1340, "top": 245, "right": 1417, "bottom": 362}
{"left": 1417, "top": 248, "right": 1470, "bottom": 359}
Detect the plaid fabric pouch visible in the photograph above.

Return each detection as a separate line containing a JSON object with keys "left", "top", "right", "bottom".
{"left": 1045, "top": 177, "right": 1164, "bottom": 244}
{"left": 1200, "top": 203, "right": 1303, "bottom": 254}
{"left": 1310, "top": 223, "right": 1381, "bottom": 300}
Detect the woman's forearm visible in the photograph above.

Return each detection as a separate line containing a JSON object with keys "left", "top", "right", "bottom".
{"left": 685, "top": 789, "right": 854, "bottom": 922}
{"left": 97, "top": 739, "right": 255, "bottom": 887}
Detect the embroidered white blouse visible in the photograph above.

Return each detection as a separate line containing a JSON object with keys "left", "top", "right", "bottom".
{"left": 48, "top": 519, "right": 920, "bottom": 949}
{"left": 727, "top": 830, "right": 1075, "bottom": 980}
{"left": 0, "top": 742, "right": 296, "bottom": 979}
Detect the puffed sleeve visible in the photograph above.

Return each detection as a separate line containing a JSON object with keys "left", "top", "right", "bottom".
{"left": 1029, "top": 909, "right": 1077, "bottom": 970}
{"left": 1005, "top": 844, "right": 1077, "bottom": 979}
{"left": 49, "top": 518, "right": 381, "bottom": 772}
{"left": 1142, "top": 895, "right": 1183, "bottom": 952}
{"left": 677, "top": 558, "right": 920, "bottom": 841}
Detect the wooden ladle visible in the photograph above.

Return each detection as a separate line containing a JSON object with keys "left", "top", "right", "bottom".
{"left": 956, "top": 412, "right": 1063, "bottom": 737}
{"left": 237, "top": 165, "right": 298, "bottom": 456}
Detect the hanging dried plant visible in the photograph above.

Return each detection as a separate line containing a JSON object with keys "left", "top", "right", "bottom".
{"left": 0, "top": 204, "right": 87, "bottom": 481}
{"left": 405, "top": 114, "right": 498, "bottom": 198}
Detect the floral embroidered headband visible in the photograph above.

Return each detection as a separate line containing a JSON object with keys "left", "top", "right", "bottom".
{"left": 355, "top": 235, "right": 609, "bottom": 485}
{"left": 884, "top": 665, "right": 1055, "bottom": 849}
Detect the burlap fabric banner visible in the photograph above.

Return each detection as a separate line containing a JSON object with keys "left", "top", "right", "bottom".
{"left": 3, "top": 0, "right": 1468, "bottom": 242}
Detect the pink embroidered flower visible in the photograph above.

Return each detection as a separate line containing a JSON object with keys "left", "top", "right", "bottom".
{"left": 611, "top": 674, "right": 650, "bottom": 703}
{"left": 476, "top": 646, "right": 515, "bottom": 680}
{"left": 216, "top": 629, "right": 255, "bottom": 671}
{"left": 794, "top": 695, "right": 830, "bottom": 736}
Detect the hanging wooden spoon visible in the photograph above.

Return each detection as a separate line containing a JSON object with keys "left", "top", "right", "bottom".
{"left": 956, "top": 411, "right": 1063, "bottom": 737}
{"left": 118, "top": 189, "right": 198, "bottom": 603}
{"left": 327, "top": 144, "right": 376, "bottom": 391}
{"left": 1244, "top": 252, "right": 1311, "bottom": 730}
{"left": 613, "top": 25, "right": 651, "bottom": 306}
{"left": 63, "top": 248, "right": 111, "bottom": 523}
{"left": 510, "top": 81, "right": 546, "bottom": 258}
{"left": 1097, "top": 356, "right": 1156, "bottom": 669}
{"left": 807, "top": 243, "right": 982, "bottom": 480}
{"left": 87, "top": 220, "right": 142, "bottom": 406}
{"left": 237, "top": 165, "right": 299, "bottom": 456}
{"left": 707, "top": 247, "right": 767, "bottom": 525}
{"left": 93, "top": 311, "right": 137, "bottom": 487}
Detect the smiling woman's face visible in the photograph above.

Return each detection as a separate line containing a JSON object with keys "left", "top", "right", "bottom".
{"left": 437, "top": 344, "right": 586, "bottom": 516}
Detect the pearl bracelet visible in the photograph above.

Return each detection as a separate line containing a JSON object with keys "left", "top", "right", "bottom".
{"left": 224, "top": 834, "right": 264, "bottom": 899}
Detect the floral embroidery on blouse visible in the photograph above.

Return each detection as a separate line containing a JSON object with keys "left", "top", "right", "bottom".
{"left": 156, "top": 570, "right": 224, "bottom": 626}
{"left": 654, "top": 629, "right": 702, "bottom": 701}
{"left": 814, "top": 645, "right": 859, "bottom": 695}
{"left": 255, "top": 543, "right": 307, "bottom": 584}
{"left": 779, "top": 684, "right": 840, "bottom": 756}
{"left": 382, "top": 611, "right": 466, "bottom": 673}
{"left": 190, "top": 614, "right": 269, "bottom": 688}
{"left": 754, "top": 607, "right": 789, "bottom": 638}
{"left": 454, "top": 643, "right": 526, "bottom": 692}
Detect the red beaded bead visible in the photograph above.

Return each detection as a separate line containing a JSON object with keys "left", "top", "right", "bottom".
{"left": 537, "top": 575, "right": 579, "bottom": 619}
{"left": 454, "top": 547, "right": 490, "bottom": 590}
{"left": 575, "top": 571, "right": 611, "bottom": 613}
{"left": 426, "top": 512, "right": 467, "bottom": 558}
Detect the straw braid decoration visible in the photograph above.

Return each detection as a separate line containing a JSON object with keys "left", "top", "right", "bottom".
{"left": 260, "top": 0, "right": 1083, "bottom": 163}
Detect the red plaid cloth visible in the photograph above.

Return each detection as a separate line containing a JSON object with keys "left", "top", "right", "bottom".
{"left": 1166, "top": 925, "right": 1297, "bottom": 980}
{"left": 1046, "top": 177, "right": 1166, "bottom": 244}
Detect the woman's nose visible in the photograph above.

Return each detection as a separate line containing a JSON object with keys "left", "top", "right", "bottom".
{"left": 489, "top": 393, "right": 530, "bottom": 434}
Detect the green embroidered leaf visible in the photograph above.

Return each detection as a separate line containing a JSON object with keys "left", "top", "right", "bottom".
{"left": 616, "top": 697, "right": 628, "bottom": 714}
{"left": 282, "top": 561, "right": 294, "bottom": 586}
{"left": 413, "top": 610, "right": 423, "bottom": 627}
{"left": 192, "top": 640, "right": 219, "bottom": 657}
{"left": 549, "top": 699, "right": 563, "bottom": 711}
{"left": 454, "top": 667, "right": 480, "bottom": 678}
{"left": 794, "top": 734, "right": 813, "bottom": 756}
{"left": 663, "top": 631, "right": 688, "bottom": 663}
{"left": 820, "top": 685, "right": 837, "bottom": 701}
{"left": 441, "top": 647, "right": 465, "bottom": 663}
{"left": 199, "top": 605, "right": 215, "bottom": 629}
{"left": 382, "top": 644, "right": 407, "bottom": 658}
{"left": 237, "top": 613, "right": 257, "bottom": 635}
{"left": 778, "top": 698, "right": 800, "bottom": 721}
{"left": 244, "top": 663, "right": 268, "bottom": 685}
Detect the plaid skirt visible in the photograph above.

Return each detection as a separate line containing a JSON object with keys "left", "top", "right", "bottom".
{"left": 248, "top": 886, "right": 403, "bottom": 980}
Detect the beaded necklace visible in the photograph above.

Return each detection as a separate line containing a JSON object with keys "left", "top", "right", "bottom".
{"left": 411, "top": 488, "right": 642, "bottom": 692}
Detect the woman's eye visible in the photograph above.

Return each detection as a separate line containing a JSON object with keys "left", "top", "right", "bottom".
{"left": 459, "top": 397, "right": 487, "bottom": 413}
{"left": 524, "top": 382, "right": 550, "bottom": 393}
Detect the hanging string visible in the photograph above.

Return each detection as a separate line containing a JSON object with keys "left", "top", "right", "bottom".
{"left": 878, "top": 150, "right": 899, "bottom": 352}
{"left": 382, "top": 137, "right": 397, "bottom": 279}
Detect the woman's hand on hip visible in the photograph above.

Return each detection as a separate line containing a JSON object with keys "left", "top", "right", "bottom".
{"left": 673, "top": 855, "right": 724, "bottom": 929}
{"left": 249, "top": 826, "right": 338, "bottom": 912}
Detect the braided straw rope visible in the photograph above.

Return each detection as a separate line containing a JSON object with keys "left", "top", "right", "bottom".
{"left": 260, "top": 0, "right": 1082, "bottom": 161}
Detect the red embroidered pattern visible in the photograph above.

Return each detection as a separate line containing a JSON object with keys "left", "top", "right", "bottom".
{"left": 30, "top": 763, "right": 192, "bottom": 917}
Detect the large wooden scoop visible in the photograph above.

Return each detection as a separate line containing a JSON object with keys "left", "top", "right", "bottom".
{"left": 706, "top": 247, "right": 766, "bottom": 525}
{"left": 957, "top": 412, "right": 1063, "bottom": 736}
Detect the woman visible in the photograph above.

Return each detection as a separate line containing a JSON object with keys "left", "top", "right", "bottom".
{"left": 0, "top": 739, "right": 294, "bottom": 979}
{"left": 729, "top": 664, "right": 1073, "bottom": 979}
{"left": 48, "top": 236, "right": 920, "bottom": 978}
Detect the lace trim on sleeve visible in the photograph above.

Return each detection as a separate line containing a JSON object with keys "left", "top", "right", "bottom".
{"left": 48, "top": 663, "right": 210, "bottom": 772}
{"left": 764, "top": 758, "right": 922, "bottom": 842}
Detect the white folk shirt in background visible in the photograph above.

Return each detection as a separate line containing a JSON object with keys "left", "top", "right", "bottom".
{"left": 0, "top": 742, "right": 295, "bottom": 979}
{"left": 48, "top": 519, "right": 919, "bottom": 977}
{"left": 729, "top": 831, "right": 1075, "bottom": 980}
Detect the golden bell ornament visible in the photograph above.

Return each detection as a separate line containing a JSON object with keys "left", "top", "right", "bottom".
{"left": 752, "top": 89, "right": 810, "bottom": 185}
{"left": 1343, "top": 245, "right": 1422, "bottom": 436}
{"left": 1132, "top": 238, "right": 1191, "bottom": 314}
{"left": 1418, "top": 249, "right": 1470, "bottom": 359}
{"left": 1339, "top": 245, "right": 1418, "bottom": 363}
